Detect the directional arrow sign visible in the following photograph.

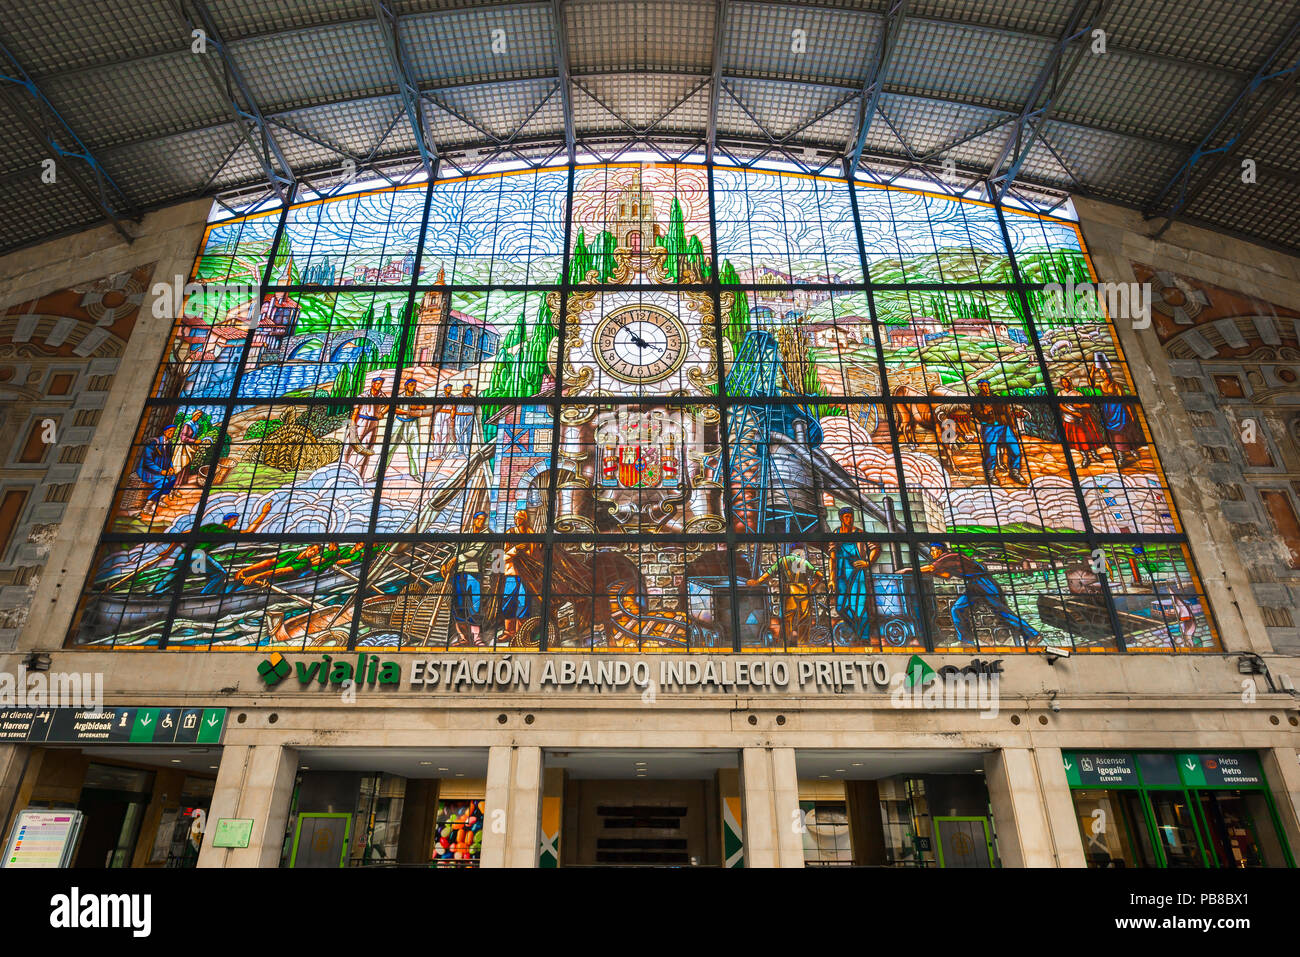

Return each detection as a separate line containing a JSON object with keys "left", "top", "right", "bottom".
{"left": 196, "top": 708, "right": 226, "bottom": 744}
{"left": 130, "top": 708, "right": 160, "bottom": 743}
{"left": 1177, "top": 754, "right": 1206, "bottom": 786}
{"left": 1178, "top": 752, "right": 1261, "bottom": 787}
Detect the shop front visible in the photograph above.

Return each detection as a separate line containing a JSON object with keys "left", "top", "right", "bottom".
{"left": 1065, "top": 750, "right": 1294, "bottom": 868}
{"left": 3, "top": 746, "right": 218, "bottom": 868}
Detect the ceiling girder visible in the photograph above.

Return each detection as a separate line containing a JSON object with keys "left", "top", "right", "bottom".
{"left": 0, "top": 38, "right": 136, "bottom": 242}
{"left": 847, "top": 0, "right": 908, "bottom": 173}
{"left": 1146, "top": 12, "right": 1300, "bottom": 235}
{"left": 551, "top": 0, "right": 576, "bottom": 163}
{"left": 372, "top": 0, "right": 437, "bottom": 180}
{"left": 986, "top": 0, "right": 1109, "bottom": 205}
{"left": 174, "top": 0, "right": 297, "bottom": 204}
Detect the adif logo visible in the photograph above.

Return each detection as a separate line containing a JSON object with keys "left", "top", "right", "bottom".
{"left": 889, "top": 655, "right": 1001, "bottom": 718}
{"left": 50, "top": 887, "right": 151, "bottom": 938}
{"left": 1043, "top": 280, "right": 1151, "bottom": 328}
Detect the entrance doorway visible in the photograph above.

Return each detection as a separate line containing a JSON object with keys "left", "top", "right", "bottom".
{"left": 545, "top": 749, "right": 737, "bottom": 867}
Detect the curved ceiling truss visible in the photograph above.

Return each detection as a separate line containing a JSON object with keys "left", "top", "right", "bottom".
{"left": 0, "top": 0, "right": 1297, "bottom": 255}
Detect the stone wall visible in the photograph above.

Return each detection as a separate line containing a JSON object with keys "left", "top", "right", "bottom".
{"left": 0, "top": 199, "right": 212, "bottom": 652}
{"left": 1076, "top": 198, "right": 1300, "bottom": 657}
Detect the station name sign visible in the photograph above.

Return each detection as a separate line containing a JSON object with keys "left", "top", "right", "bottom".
{"left": 253, "top": 653, "right": 1019, "bottom": 698}
{"left": 409, "top": 655, "right": 898, "bottom": 692}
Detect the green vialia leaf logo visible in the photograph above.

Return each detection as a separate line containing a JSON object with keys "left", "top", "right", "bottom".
{"left": 257, "top": 652, "right": 291, "bottom": 687}
{"left": 903, "top": 654, "right": 936, "bottom": 688}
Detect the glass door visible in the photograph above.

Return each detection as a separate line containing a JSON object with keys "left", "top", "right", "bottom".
{"left": 1145, "top": 790, "right": 1206, "bottom": 867}
{"left": 1194, "top": 790, "right": 1290, "bottom": 868}
{"left": 1071, "top": 789, "right": 1158, "bottom": 867}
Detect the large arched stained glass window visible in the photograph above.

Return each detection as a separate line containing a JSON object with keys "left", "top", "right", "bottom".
{"left": 71, "top": 162, "right": 1216, "bottom": 655}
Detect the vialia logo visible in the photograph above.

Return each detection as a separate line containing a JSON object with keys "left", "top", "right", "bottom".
{"left": 257, "top": 652, "right": 400, "bottom": 689}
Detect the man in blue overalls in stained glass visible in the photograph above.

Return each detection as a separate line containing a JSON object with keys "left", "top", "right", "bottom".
{"left": 972, "top": 379, "right": 1029, "bottom": 486}
{"left": 830, "top": 507, "right": 879, "bottom": 642}
{"left": 919, "top": 542, "right": 1039, "bottom": 646}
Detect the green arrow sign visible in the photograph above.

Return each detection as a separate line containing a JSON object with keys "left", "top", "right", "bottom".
{"left": 1178, "top": 753, "right": 1206, "bottom": 786}
{"left": 129, "top": 708, "right": 160, "bottom": 743}
{"left": 1062, "top": 754, "right": 1080, "bottom": 787}
{"left": 197, "top": 708, "right": 226, "bottom": 744}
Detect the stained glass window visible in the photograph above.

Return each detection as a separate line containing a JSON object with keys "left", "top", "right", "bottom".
{"left": 70, "top": 163, "right": 1217, "bottom": 654}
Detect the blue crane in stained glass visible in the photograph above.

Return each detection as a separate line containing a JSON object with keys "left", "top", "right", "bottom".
{"left": 717, "top": 329, "right": 823, "bottom": 574}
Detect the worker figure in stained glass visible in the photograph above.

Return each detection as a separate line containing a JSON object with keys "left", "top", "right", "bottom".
{"left": 441, "top": 511, "right": 493, "bottom": 647}
{"left": 919, "top": 542, "right": 1039, "bottom": 646}
{"left": 1058, "top": 376, "right": 1105, "bottom": 466}
{"left": 432, "top": 384, "right": 457, "bottom": 451}
{"left": 972, "top": 379, "right": 1029, "bottom": 485}
{"left": 829, "top": 508, "right": 880, "bottom": 642}
{"left": 170, "top": 409, "right": 211, "bottom": 492}
{"left": 1088, "top": 358, "right": 1143, "bottom": 469}
{"left": 234, "top": 541, "right": 365, "bottom": 588}
{"left": 382, "top": 378, "right": 432, "bottom": 480}
{"left": 499, "top": 509, "right": 541, "bottom": 643}
{"left": 746, "top": 543, "right": 826, "bottom": 645}
{"left": 453, "top": 383, "right": 478, "bottom": 457}
{"left": 344, "top": 377, "right": 386, "bottom": 478}
{"left": 137, "top": 425, "right": 179, "bottom": 505}
{"left": 125, "top": 500, "right": 275, "bottom": 596}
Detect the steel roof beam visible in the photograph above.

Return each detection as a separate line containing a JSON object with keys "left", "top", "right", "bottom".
{"left": 0, "top": 39, "right": 135, "bottom": 242}
{"left": 986, "top": 0, "right": 1108, "bottom": 205}
{"left": 174, "top": 0, "right": 296, "bottom": 204}
{"left": 1146, "top": 13, "right": 1300, "bottom": 235}
{"left": 706, "top": 0, "right": 728, "bottom": 163}
{"left": 551, "top": 0, "right": 576, "bottom": 162}
{"left": 372, "top": 0, "right": 437, "bottom": 180}
{"left": 846, "top": 0, "right": 908, "bottom": 173}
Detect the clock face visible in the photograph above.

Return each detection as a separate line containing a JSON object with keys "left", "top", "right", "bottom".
{"left": 593, "top": 305, "right": 688, "bottom": 384}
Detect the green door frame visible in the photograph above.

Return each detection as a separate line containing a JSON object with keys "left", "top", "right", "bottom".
{"left": 1062, "top": 750, "right": 1294, "bottom": 869}
{"left": 933, "top": 816, "right": 994, "bottom": 868}
{"left": 289, "top": 812, "right": 352, "bottom": 868}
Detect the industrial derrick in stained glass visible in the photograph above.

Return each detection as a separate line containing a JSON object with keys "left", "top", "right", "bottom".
{"left": 71, "top": 162, "right": 1217, "bottom": 656}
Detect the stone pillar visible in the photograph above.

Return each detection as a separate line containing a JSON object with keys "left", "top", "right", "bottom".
{"left": 0, "top": 744, "right": 30, "bottom": 838}
{"left": 845, "top": 780, "right": 887, "bottom": 866}
{"left": 1260, "top": 747, "right": 1300, "bottom": 863}
{"left": 1033, "top": 746, "right": 1087, "bottom": 868}
{"left": 740, "top": 747, "right": 803, "bottom": 868}
{"left": 479, "top": 745, "right": 542, "bottom": 868}
{"left": 983, "top": 748, "right": 1056, "bottom": 867}
{"left": 198, "top": 743, "right": 298, "bottom": 868}
{"left": 396, "top": 778, "right": 439, "bottom": 865}
{"left": 130, "top": 768, "right": 187, "bottom": 868}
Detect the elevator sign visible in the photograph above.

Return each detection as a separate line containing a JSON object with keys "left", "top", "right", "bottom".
{"left": 1062, "top": 751, "right": 1137, "bottom": 787}
{"left": 1177, "top": 753, "right": 1263, "bottom": 787}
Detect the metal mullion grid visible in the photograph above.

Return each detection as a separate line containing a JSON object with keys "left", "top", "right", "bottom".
{"left": 98, "top": 161, "right": 1187, "bottom": 656}
{"left": 850, "top": 167, "right": 936, "bottom": 653}
{"left": 98, "top": 529, "right": 1189, "bottom": 547}
{"left": 706, "top": 160, "right": 744, "bottom": 652}
{"left": 158, "top": 185, "right": 297, "bottom": 650}
{"left": 995, "top": 200, "right": 1127, "bottom": 653}
{"left": 537, "top": 162, "right": 576, "bottom": 652}
{"left": 345, "top": 179, "right": 436, "bottom": 653}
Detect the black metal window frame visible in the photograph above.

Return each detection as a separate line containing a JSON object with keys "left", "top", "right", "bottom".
{"left": 77, "top": 160, "right": 1210, "bottom": 654}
